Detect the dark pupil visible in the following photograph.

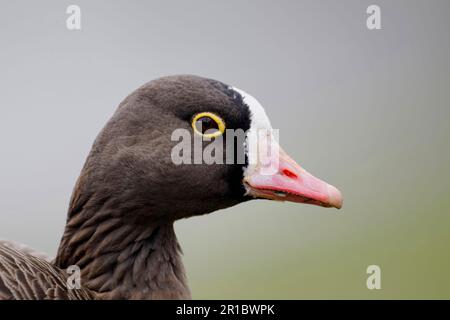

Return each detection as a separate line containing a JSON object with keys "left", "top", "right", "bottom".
{"left": 195, "top": 117, "right": 219, "bottom": 134}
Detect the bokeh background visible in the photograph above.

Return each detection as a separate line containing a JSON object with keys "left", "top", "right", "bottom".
{"left": 1, "top": 0, "right": 449, "bottom": 299}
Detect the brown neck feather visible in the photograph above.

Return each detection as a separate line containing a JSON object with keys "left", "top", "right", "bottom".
{"left": 54, "top": 207, "right": 191, "bottom": 299}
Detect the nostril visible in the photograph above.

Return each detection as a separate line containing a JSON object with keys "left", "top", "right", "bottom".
{"left": 282, "top": 169, "right": 298, "bottom": 179}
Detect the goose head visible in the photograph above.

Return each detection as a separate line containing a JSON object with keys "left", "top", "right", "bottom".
{"left": 74, "top": 75, "right": 342, "bottom": 226}
{"left": 52, "top": 75, "right": 344, "bottom": 299}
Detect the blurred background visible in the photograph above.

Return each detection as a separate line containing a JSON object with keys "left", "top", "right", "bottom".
{"left": 0, "top": 0, "right": 449, "bottom": 299}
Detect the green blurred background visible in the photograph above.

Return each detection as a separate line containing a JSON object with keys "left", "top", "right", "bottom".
{"left": 0, "top": 0, "right": 449, "bottom": 298}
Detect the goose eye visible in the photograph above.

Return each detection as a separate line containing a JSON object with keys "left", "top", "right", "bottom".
{"left": 191, "top": 112, "right": 225, "bottom": 138}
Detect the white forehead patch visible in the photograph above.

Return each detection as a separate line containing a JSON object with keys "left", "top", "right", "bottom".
{"left": 231, "top": 87, "right": 272, "bottom": 130}
{"left": 231, "top": 86, "right": 279, "bottom": 179}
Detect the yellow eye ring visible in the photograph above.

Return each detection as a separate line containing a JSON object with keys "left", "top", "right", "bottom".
{"left": 191, "top": 112, "right": 226, "bottom": 138}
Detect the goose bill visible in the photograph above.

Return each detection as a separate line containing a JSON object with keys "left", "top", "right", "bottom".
{"left": 243, "top": 144, "right": 343, "bottom": 209}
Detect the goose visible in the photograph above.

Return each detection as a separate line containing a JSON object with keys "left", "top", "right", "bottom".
{"left": 0, "top": 75, "right": 342, "bottom": 300}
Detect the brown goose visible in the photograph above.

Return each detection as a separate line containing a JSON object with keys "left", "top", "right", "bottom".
{"left": 0, "top": 75, "right": 342, "bottom": 300}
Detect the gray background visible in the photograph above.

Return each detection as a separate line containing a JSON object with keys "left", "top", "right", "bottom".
{"left": 1, "top": 0, "right": 449, "bottom": 298}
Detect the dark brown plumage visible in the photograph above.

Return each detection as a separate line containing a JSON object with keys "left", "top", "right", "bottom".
{"left": 0, "top": 75, "right": 342, "bottom": 300}
{"left": 0, "top": 242, "right": 93, "bottom": 300}
{"left": 0, "top": 75, "right": 250, "bottom": 299}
